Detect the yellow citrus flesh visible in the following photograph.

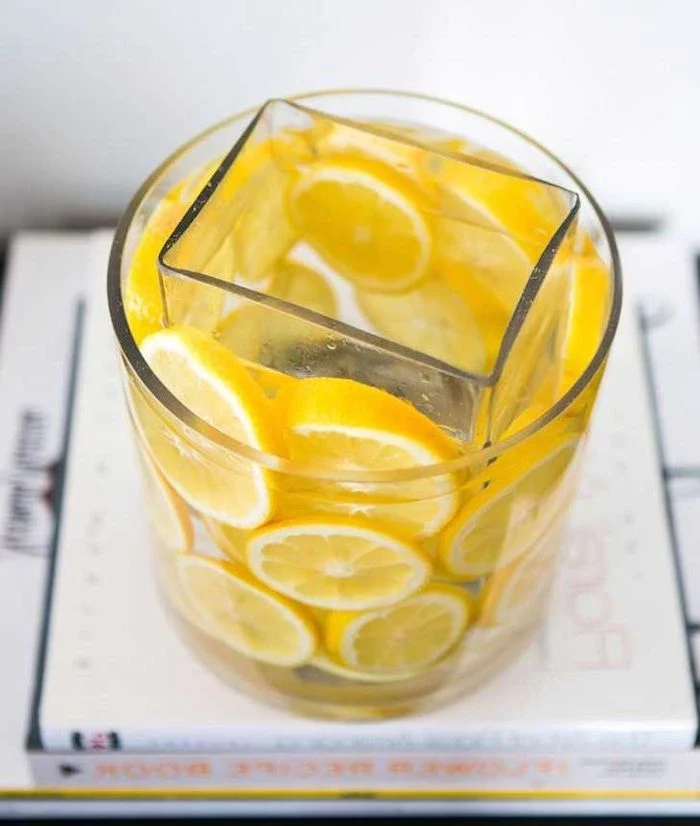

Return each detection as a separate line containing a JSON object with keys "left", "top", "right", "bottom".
{"left": 216, "top": 259, "right": 338, "bottom": 363}
{"left": 239, "top": 362, "right": 297, "bottom": 399}
{"left": 371, "top": 120, "right": 468, "bottom": 155}
{"left": 559, "top": 249, "right": 611, "bottom": 394}
{"left": 436, "top": 259, "right": 512, "bottom": 371}
{"left": 439, "top": 439, "right": 578, "bottom": 579}
{"left": 201, "top": 516, "right": 247, "bottom": 564}
{"left": 289, "top": 155, "right": 431, "bottom": 292}
{"left": 170, "top": 132, "right": 311, "bottom": 286}
{"left": 124, "top": 198, "right": 185, "bottom": 345}
{"left": 430, "top": 145, "right": 569, "bottom": 311}
{"left": 478, "top": 532, "right": 561, "bottom": 626}
{"left": 325, "top": 583, "right": 474, "bottom": 675}
{"left": 246, "top": 517, "right": 432, "bottom": 611}
{"left": 310, "top": 649, "right": 420, "bottom": 683}
{"left": 230, "top": 159, "right": 297, "bottom": 285}
{"left": 177, "top": 555, "right": 318, "bottom": 667}
{"left": 137, "top": 445, "right": 193, "bottom": 555}
{"left": 276, "top": 377, "right": 460, "bottom": 539}
{"left": 356, "top": 276, "right": 487, "bottom": 375}
{"left": 124, "top": 133, "right": 309, "bottom": 346}
{"left": 124, "top": 157, "right": 242, "bottom": 346}
{"left": 488, "top": 257, "right": 574, "bottom": 439}
{"left": 136, "top": 325, "right": 284, "bottom": 529}
{"left": 311, "top": 120, "right": 426, "bottom": 181}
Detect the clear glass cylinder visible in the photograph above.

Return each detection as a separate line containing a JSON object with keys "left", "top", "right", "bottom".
{"left": 108, "top": 90, "right": 621, "bottom": 720}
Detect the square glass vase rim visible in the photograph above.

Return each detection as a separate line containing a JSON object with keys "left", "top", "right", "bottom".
{"left": 158, "top": 97, "right": 581, "bottom": 390}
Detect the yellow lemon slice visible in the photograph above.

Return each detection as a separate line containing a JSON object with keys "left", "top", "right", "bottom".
{"left": 270, "top": 259, "right": 339, "bottom": 316}
{"left": 312, "top": 120, "right": 425, "bottom": 180}
{"left": 201, "top": 516, "right": 247, "bottom": 563}
{"left": 124, "top": 133, "right": 307, "bottom": 346}
{"left": 370, "top": 120, "right": 468, "bottom": 155}
{"left": 431, "top": 146, "right": 568, "bottom": 309}
{"left": 310, "top": 118, "right": 467, "bottom": 178}
{"left": 229, "top": 158, "right": 297, "bottom": 285}
{"left": 289, "top": 156, "right": 431, "bottom": 292}
{"left": 137, "top": 446, "right": 193, "bottom": 555}
{"left": 170, "top": 132, "right": 312, "bottom": 285}
{"left": 436, "top": 260, "right": 512, "bottom": 372}
{"left": 246, "top": 517, "right": 432, "bottom": 611}
{"left": 560, "top": 249, "right": 611, "bottom": 394}
{"left": 487, "top": 256, "right": 575, "bottom": 440}
{"left": 310, "top": 650, "right": 419, "bottom": 683}
{"left": 439, "top": 438, "right": 578, "bottom": 580}
{"left": 478, "top": 533, "right": 560, "bottom": 626}
{"left": 356, "top": 276, "right": 487, "bottom": 374}
{"left": 137, "top": 325, "right": 284, "bottom": 529}
{"left": 177, "top": 555, "right": 318, "bottom": 666}
{"left": 170, "top": 158, "right": 223, "bottom": 204}
{"left": 216, "top": 259, "right": 338, "bottom": 363}
{"left": 324, "top": 584, "right": 474, "bottom": 675}
{"left": 276, "top": 377, "right": 460, "bottom": 539}
{"left": 124, "top": 198, "right": 186, "bottom": 345}
{"left": 240, "top": 362, "right": 297, "bottom": 399}
{"left": 124, "top": 157, "right": 238, "bottom": 346}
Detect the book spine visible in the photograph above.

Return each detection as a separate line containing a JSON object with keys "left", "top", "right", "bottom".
{"left": 37, "top": 723, "right": 693, "bottom": 755}
{"left": 29, "top": 749, "right": 700, "bottom": 794}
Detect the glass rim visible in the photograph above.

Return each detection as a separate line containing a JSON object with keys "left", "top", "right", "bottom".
{"left": 108, "top": 87, "right": 622, "bottom": 484}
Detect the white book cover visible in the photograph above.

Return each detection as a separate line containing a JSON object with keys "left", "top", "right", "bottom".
{"left": 0, "top": 231, "right": 697, "bottom": 804}
{"left": 0, "top": 232, "right": 102, "bottom": 793}
{"left": 31, "top": 233, "right": 698, "bottom": 756}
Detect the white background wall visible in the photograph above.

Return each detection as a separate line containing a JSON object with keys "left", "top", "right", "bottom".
{"left": 1, "top": 0, "right": 699, "bottom": 240}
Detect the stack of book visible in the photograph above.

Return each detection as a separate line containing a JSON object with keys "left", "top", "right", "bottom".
{"left": 2, "top": 231, "right": 700, "bottom": 804}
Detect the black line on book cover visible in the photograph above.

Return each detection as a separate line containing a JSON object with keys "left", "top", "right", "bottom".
{"left": 638, "top": 306, "right": 700, "bottom": 746}
{"left": 696, "top": 253, "right": 700, "bottom": 331}
{"left": 664, "top": 467, "right": 700, "bottom": 481}
{"left": 25, "top": 300, "right": 85, "bottom": 752}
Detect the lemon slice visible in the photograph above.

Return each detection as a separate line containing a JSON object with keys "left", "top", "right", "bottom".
{"left": 311, "top": 119, "right": 467, "bottom": 178}
{"left": 171, "top": 157, "right": 223, "bottom": 206}
{"left": 439, "top": 439, "right": 577, "bottom": 579}
{"left": 138, "top": 325, "right": 284, "bottom": 529}
{"left": 216, "top": 260, "right": 338, "bottom": 363}
{"left": 276, "top": 377, "right": 460, "bottom": 539}
{"left": 201, "top": 516, "right": 247, "bottom": 563}
{"left": 310, "top": 650, "right": 419, "bottom": 683}
{"left": 123, "top": 132, "right": 307, "bottom": 345}
{"left": 487, "top": 253, "right": 575, "bottom": 440}
{"left": 177, "top": 555, "right": 318, "bottom": 666}
{"left": 356, "top": 276, "right": 487, "bottom": 374}
{"left": 312, "top": 121, "right": 425, "bottom": 180}
{"left": 370, "top": 120, "right": 468, "bottom": 155}
{"left": 270, "top": 259, "right": 339, "bottom": 317}
{"left": 124, "top": 198, "right": 185, "bottom": 345}
{"left": 289, "top": 156, "right": 431, "bottom": 292}
{"left": 325, "top": 584, "right": 473, "bottom": 674}
{"left": 240, "top": 362, "right": 297, "bottom": 398}
{"left": 436, "top": 260, "right": 512, "bottom": 372}
{"left": 478, "top": 534, "right": 560, "bottom": 626}
{"left": 432, "top": 146, "right": 567, "bottom": 309}
{"left": 137, "top": 446, "right": 193, "bottom": 554}
{"left": 173, "top": 133, "right": 310, "bottom": 286}
{"left": 230, "top": 158, "right": 297, "bottom": 284}
{"left": 560, "top": 249, "right": 611, "bottom": 394}
{"left": 246, "top": 517, "right": 432, "bottom": 611}
{"left": 124, "top": 159, "right": 236, "bottom": 346}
